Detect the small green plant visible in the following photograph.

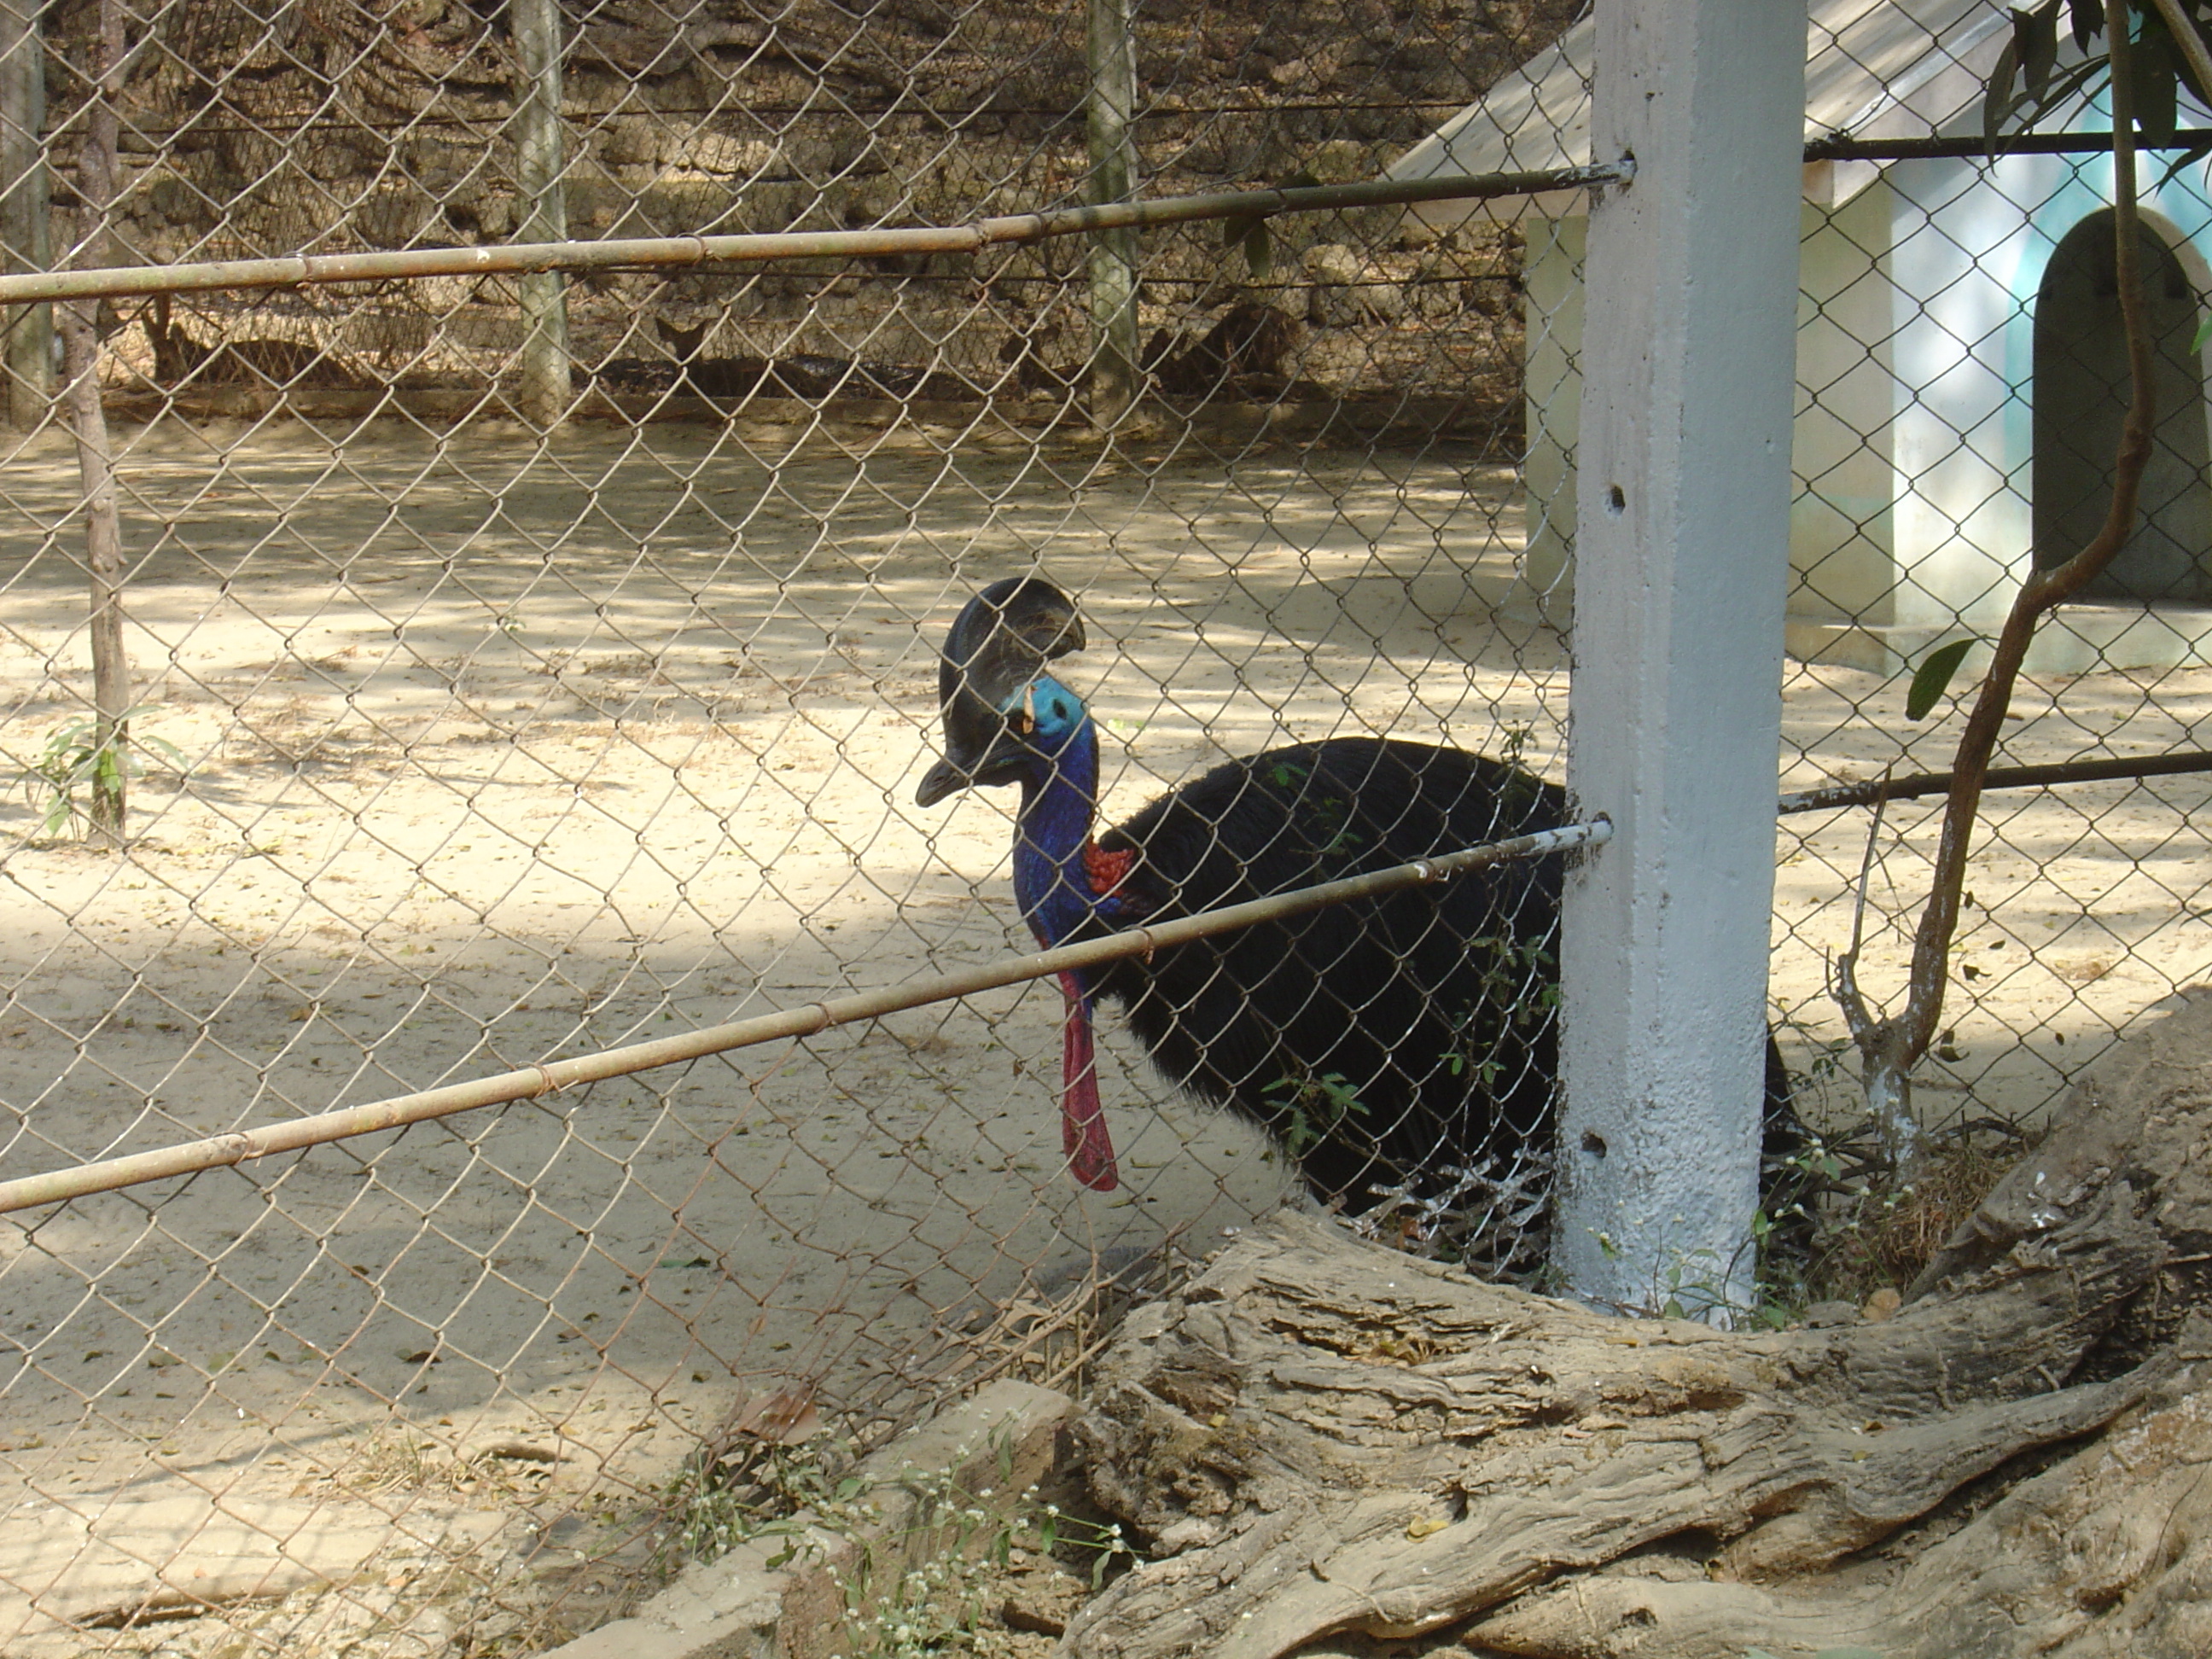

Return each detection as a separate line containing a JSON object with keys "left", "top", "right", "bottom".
{"left": 655, "top": 1416, "right": 1144, "bottom": 1659}
{"left": 1312, "top": 792, "right": 1363, "bottom": 857}
{"left": 1263, "top": 1063, "right": 1370, "bottom": 1158}
{"left": 1261, "top": 759, "right": 1365, "bottom": 856}
{"left": 1447, "top": 934, "right": 1559, "bottom": 1091}
{"left": 1033, "top": 1499, "right": 1138, "bottom": 1591}
{"left": 833, "top": 1483, "right": 1138, "bottom": 1659}
{"left": 650, "top": 1426, "right": 862, "bottom": 1574}
{"left": 1652, "top": 1243, "right": 1799, "bottom": 1330}
{"left": 19, "top": 705, "right": 188, "bottom": 841}
{"left": 836, "top": 1554, "right": 994, "bottom": 1659}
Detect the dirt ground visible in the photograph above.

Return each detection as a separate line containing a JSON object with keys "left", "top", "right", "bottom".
{"left": 1, "top": 413, "right": 2208, "bottom": 1653}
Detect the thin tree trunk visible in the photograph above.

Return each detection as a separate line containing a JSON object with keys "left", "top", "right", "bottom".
{"left": 0, "top": 0, "right": 49, "bottom": 429}
{"left": 512, "top": 0, "right": 570, "bottom": 428}
{"left": 1085, "top": 0, "right": 1140, "bottom": 428}
{"left": 1836, "top": 2, "right": 2158, "bottom": 1173}
{"left": 61, "top": 0, "right": 127, "bottom": 844}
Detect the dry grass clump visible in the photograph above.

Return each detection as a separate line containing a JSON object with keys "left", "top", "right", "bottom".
{"left": 1800, "top": 1121, "right": 2027, "bottom": 1307}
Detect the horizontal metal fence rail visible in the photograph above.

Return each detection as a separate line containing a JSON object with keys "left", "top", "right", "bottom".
{"left": 0, "top": 818, "right": 1612, "bottom": 1218}
{"left": 0, "top": 166, "right": 1628, "bottom": 306}
{"left": 14, "top": 735, "right": 2199, "bottom": 1220}
{"left": 1778, "top": 750, "right": 2212, "bottom": 815}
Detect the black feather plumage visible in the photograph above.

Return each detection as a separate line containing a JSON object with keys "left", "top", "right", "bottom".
{"left": 1081, "top": 737, "right": 1565, "bottom": 1199}
{"left": 919, "top": 577, "right": 1794, "bottom": 1213}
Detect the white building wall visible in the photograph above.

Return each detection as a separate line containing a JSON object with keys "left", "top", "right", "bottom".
{"left": 1522, "top": 214, "right": 1583, "bottom": 611}
{"left": 1789, "top": 178, "right": 1900, "bottom": 639}
{"left": 1520, "top": 145, "right": 2212, "bottom": 672}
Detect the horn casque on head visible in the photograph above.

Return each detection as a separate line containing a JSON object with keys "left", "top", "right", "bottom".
{"left": 915, "top": 577, "right": 1086, "bottom": 806}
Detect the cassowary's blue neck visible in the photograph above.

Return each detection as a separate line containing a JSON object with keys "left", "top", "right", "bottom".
{"left": 1012, "top": 695, "right": 1103, "bottom": 949}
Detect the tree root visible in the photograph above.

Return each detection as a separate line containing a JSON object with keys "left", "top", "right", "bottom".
{"left": 1062, "top": 991, "right": 2212, "bottom": 1659}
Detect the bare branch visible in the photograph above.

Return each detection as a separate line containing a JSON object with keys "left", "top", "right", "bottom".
{"left": 1831, "top": 771, "right": 1891, "bottom": 1047}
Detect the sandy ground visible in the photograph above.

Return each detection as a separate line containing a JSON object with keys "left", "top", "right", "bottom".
{"left": 1, "top": 412, "right": 2208, "bottom": 1652}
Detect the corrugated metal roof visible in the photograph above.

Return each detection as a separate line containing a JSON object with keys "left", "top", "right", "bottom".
{"left": 1390, "top": 0, "right": 2015, "bottom": 188}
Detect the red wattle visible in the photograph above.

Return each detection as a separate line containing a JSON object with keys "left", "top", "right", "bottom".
{"left": 1057, "top": 971, "right": 1119, "bottom": 1190}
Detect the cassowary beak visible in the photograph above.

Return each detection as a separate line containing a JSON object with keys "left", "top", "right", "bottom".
{"left": 914, "top": 697, "right": 1042, "bottom": 804}
{"left": 914, "top": 754, "right": 971, "bottom": 807}
{"left": 914, "top": 739, "right": 1022, "bottom": 806}
{"left": 917, "top": 576, "right": 1086, "bottom": 807}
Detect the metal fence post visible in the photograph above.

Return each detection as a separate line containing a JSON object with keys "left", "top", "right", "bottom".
{"left": 513, "top": 0, "right": 570, "bottom": 428}
{"left": 0, "top": 0, "right": 49, "bottom": 428}
{"left": 1554, "top": 0, "right": 1804, "bottom": 1315}
{"left": 1086, "top": 0, "right": 1140, "bottom": 427}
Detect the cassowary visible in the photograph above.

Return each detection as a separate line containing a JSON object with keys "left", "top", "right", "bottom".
{"left": 916, "top": 576, "right": 1600, "bottom": 1202}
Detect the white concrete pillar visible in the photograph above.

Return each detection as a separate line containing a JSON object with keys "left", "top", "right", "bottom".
{"left": 1555, "top": 0, "right": 1804, "bottom": 1315}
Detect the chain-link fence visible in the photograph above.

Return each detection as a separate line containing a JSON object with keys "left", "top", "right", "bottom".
{"left": 0, "top": 0, "right": 1591, "bottom": 1652}
{"left": 1778, "top": 9, "right": 2212, "bottom": 1150}
{"left": 1409, "top": 0, "right": 2212, "bottom": 1149}
{"left": 1773, "top": 130, "right": 2212, "bottom": 1146}
{"left": 6, "top": 0, "right": 2212, "bottom": 1652}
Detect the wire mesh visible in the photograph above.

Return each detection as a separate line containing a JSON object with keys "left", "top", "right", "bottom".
{"left": 1412, "top": 0, "right": 2212, "bottom": 1149}
{"left": 9, "top": 1, "right": 2212, "bottom": 1653}
{"left": 0, "top": 0, "right": 1590, "bottom": 1650}
{"left": 1772, "top": 10, "right": 2212, "bottom": 1144}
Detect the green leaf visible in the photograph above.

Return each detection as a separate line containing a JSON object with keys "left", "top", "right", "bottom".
{"left": 2070, "top": 0, "right": 2105, "bottom": 55}
{"left": 2018, "top": 0, "right": 2061, "bottom": 99}
{"left": 1983, "top": 35, "right": 2023, "bottom": 157}
{"left": 2001, "top": 55, "right": 2113, "bottom": 146}
{"left": 1906, "top": 637, "right": 1978, "bottom": 720}
{"left": 2193, "top": 311, "right": 2212, "bottom": 354}
{"left": 1219, "top": 211, "right": 1274, "bottom": 279}
{"left": 2134, "top": 13, "right": 2180, "bottom": 145}
{"left": 1240, "top": 219, "right": 1272, "bottom": 280}
{"left": 2152, "top": 134, "right": 2212, "bottom": 191}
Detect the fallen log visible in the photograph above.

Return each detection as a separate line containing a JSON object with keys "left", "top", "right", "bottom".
{"left": 1062, "top": 990, "right": 2212, "bottom": 1659}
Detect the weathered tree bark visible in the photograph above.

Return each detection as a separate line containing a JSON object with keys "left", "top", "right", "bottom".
{"left": 511, "top": 0, "right": 571, "bottom": 429}
{"left": 1453, "top": 1329, "right": 2212, "bottom": 1659}
{"left": 1062, "top": 995, "right": 2212, "bottom": 1659}
{"left": 1084, "top": 0, "right": 1140, "bottom": 428}
{"left": 1914, "top": 986, "right": 2212, "bottom": 1371}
